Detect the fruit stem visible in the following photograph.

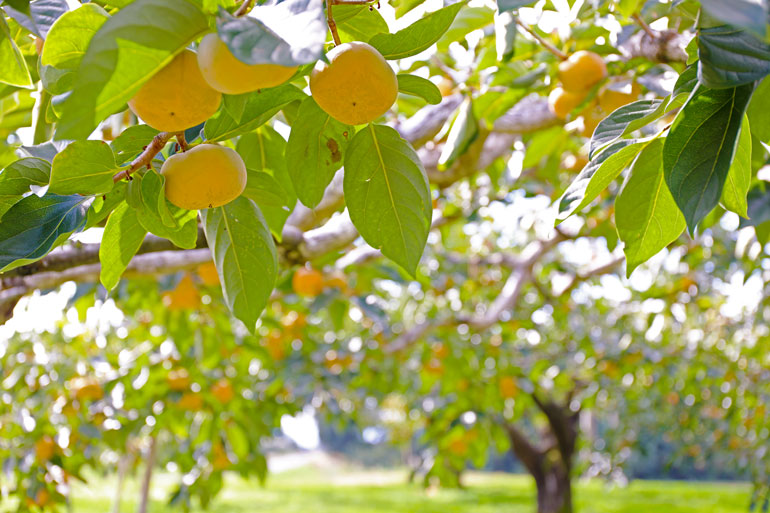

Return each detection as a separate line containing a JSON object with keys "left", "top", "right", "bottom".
{"left": 515, "top": 18, "right": 568, "bottom": 61}
{"left": 632, "top": 13, "right": 657, "bottom": 39}
{"left": 112, "top": 132, "right": 177, "bottom": 183}
{"left": 326, "top": 0, "right": 341, "bottom": 46}
{"left": 234, "top": 0, "right": 255, "bottom": 17}
{"left": 176, "top": 132, "right": 188, "bottom": 152}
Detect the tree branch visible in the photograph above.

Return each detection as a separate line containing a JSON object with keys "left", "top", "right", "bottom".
{"left": 113, "top": 132, "right": 176, "bottom": 183}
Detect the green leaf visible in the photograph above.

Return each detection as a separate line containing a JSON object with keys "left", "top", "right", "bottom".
{"left": 55, "top": 0, "right": 209, "bottom": 140}
{"left": 216, "top": 0, "right": 326, "bottom": 66}
{"left": 85, "top": 180, "right": 127, "bottom": 228}
{"left": 0, "top": 158, "right": 50, "bottom": 218}
{"left": 589, "top": 99, "right": 663, "bottom": 159}
{"left": 48, "top": 140, "right": 119, "bottom": 196}
{"left": 0, "top": 16, "right": 33, "bottom": 88}
{"left": 557, "top": 140, "right": 646, "bottom": 220}
{"left": 201, "top": 197, "right": 278, "bottom": 332}
{"left": 0, "top": 194, "right": 89, "bottom": 272}
{"left": 615, "top": 0, "right": 643, "bottom": 18}
{"left": 204, "top": 84, "right": 306, "bottom": 142}
{"left": 99, "top": 201, "right": 148, "bottom": 290}
{"left": 134, "top": 170, "right": 198, "bottom": 249}
{"left": 615, "top": 139, "right": 685, "bottom": 276}
{"left": 337, "top": 5, "right": 389, "bottom": 43}
{"left": 40, "top": 3, "right": 109, "bottom": 95}
{"left": 111, "top": 125, "right": 160, "bottom": 165}
{"left": 286, "top": 97, "right": 352, "bottom": 208}
{"left": 496, "top": 0, "right": 536, "bottom": 14}
{"left": 397, "top": 74, "right": 441, "bottom": 105}
{"left": 720, "top": 116, "right": 752, "bottom": 218}
{"left": 344, "top": 124, "right": 431, "bottom": 275}
{"left": 370, "top": 1, "right": 466, "bottom": 59}
{"left": 237, "top": 127, "right": 297, "bottom": 239}
{"left": 740, "top": 187, "right": 770, "bottom": 228}
{"left": 747, "top": 76, "right": 770, "bottom": 143}
{"left": 436, "top": 6, "right": 494, "bottom": 51}
{"left": 438, "top": 97, "right": 478, "bottom": 170}
{"left": 4, "top": 0, "right": 68, "bottom": 38}
{"left": 663, "top": 83, "right": 754, "bottom": 233}
{"left": 698, "top": 26, "right": 770, "bottom": 89}
{"left": 700, "top": 0, "right": 768, "bottom": 38}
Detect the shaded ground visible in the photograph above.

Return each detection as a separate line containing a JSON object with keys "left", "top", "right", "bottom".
{"left": 59, "top": 464, "right": 752, "bottom": 513}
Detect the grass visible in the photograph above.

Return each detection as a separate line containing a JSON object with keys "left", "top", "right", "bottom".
{"left": 62, "top": 465, "right": 751, "bottom": 513}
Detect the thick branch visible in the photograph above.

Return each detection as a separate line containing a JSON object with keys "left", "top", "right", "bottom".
{"left": 620, "top": 29, "right": 690, "bottom": 63}
{"left": 531, "top": 393, "right": 579, "bottom": 471}
{"left": 502, "top": 421, "right": 545, "bottom": 478}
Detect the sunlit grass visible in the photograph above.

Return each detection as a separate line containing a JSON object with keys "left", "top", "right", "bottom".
{"left": 64, "top": 466, "right": 751, "bottom": 513}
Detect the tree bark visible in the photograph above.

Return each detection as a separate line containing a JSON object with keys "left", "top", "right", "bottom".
{"left": 137, "top": 436, "right": 156, "bottom": 513}
{"left": 502, "top": 395, "right": 579, "bottom": 513}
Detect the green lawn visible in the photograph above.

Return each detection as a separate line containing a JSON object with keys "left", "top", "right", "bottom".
{"left": 62, "top": 465, "right": 753, "bottom": 513}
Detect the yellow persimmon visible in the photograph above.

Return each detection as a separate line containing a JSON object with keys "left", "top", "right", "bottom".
{"left": 160, "top": 144, "right": 246, "bottom": 210}
{"left": 35, "top": 436, "right": 56, "bottom": 461}
{"left": 197, "top": 33, "right": 298, "bottom": 94}
{"left": 167, "top": 368, "right": 191, "bottom": 391}
{"left": 292, "top": 267, "right": 324, "bottom": 297}
{"left": 69, "top": 376, "right": 103, "bottom": 401}
{"left": 197, "top": 262, "right": 220, "bottom": 286}
{"left": 128, "top": 49, "right": 221, "bottom": 132}
{"left": 598, "top": 81, "right": 642, "bottom": 114}
{"left": 548, "top": 86, "right": 586, "bottom": 119}
{"left": 163, "top": 273, "right": 200, "bottom": 310}
{"left": 310, "top": 42, "right": 398, "bottom": 125}
{"left": 211, "top": 379, "right": 234, "bottom": 404}
{"left": 558, "top": 50, "right": 607, "bottom": 93}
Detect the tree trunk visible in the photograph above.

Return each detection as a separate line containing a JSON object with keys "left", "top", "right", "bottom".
{"left": 137, "top": 436, "right": 157, "bottom": 513}
{"left": 534, "top": 462, "right": 572, "bottom": 513}
{"left": 502, "top": 393, "right": 580, "bottom": 513}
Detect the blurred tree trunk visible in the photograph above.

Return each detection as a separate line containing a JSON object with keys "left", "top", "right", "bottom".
{"left": 137, "top": 436, "right": 157, "bottom": 513}
{"left": 503, "top": 394, "right": 579, "bottom": 513}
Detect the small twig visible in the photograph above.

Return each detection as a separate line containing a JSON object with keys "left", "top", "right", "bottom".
{"left": 112, "top": 132, "right": 174, "bottom": 183}
{"left": 326, "top": 0, "right": 341, "bottom": 46}
{"left": 632, "top": 13, "right": 657, "bottom": 39}
{"left": 515, "top": 18, "right": 567, "bottom": 61}
{"left": 234, "top": 0, "right": 255, "bottom": 17}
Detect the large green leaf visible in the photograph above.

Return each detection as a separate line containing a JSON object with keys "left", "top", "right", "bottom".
{"left": 56, "top": 0, "right": 209, "bottom": 140}
{"left": 720, "top": 116, "right": 752, "bottom": 218}
{"left": 344, "top": 124, "right": 431, "bottom": 275}
{"left": 557, "top": 140, "right": 646, "bottom": 220}
{"left": 216, "top": 0, "right": 326, "bottom": 66}
{"left": 397, "top": 74, "right": 441, "bottom": 105}
{"left": 496, "top": 0, "right": 536, "bottom": 13}
{"left": 111, "top": 125, "right": 160, "bottom": 165}
{"left": 370, "top": 2, "right": 465, "bottom": 59}
{"left": 436, "top": 6, "right": 494, "bottom": 51}
{"left": 48, "top": 140, "right": 119, "bottom": 195}
{"left": 699, "top": 0, "right": 767, "bottom": 38}
{"left": 589, "top": 99, "right": 663, "bottom": 158}
{"left": 0, "top": 158, "right": 50, "bottom": 218}
{"left": 615, "top": 139, "right": 685, "bottom": 276}
{"left": 663, "top": 83, "right": 754, "bottom": 233}
{"left": 99, "top": 201, "right": 148, "bottom": 290}
{"left": 698, "top": 26, "right": 770, "bottom": 89}
{"left": 237, "top": 127, "right": 296, "bottom": 239}
{"left": 204, "top": 84, "right": 306, "bottom": 142}
{"left": 202, "top": 197, "right": 278, "bottom": 332}
{"left": 337, "top": 5, "right": 389, "bottom": 43}
{"left": 0, "top": 194, "right": 89, "bottom": 272}
{"left": 4, "top": 0, "right": 68, "bottom": 38}
{"left": 40, "top": 3, "right": 109, "bottom": 95}
{"left": 0, "top": 16, "right": 32, "bottom": 88}
{"left": 747, "top": 76, "right": 770, "bottom": 143}
{"left": 134, "top": 170, "right": 198, "bottom": 249}
{"left": 285, "top": 97, "right": 352, "bottom": 208}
